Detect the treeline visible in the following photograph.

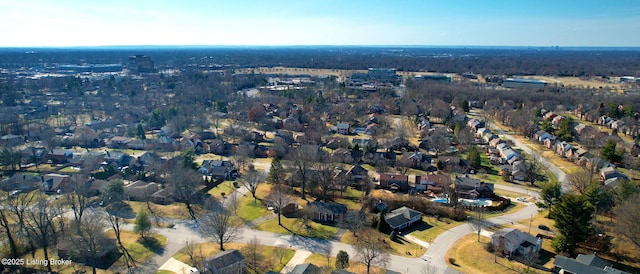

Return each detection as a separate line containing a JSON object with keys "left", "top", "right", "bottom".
{"left": 1, "top": 47, "right": 640, "bottom": 76}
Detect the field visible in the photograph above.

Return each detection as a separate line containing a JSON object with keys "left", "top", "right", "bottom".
{"left": 526, "top": 76, "right": 626, "bottom": 89}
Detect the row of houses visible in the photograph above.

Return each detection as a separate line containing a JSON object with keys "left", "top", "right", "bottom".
{"left": 574, "top": 107, "right": 640, "bottom": 138}
{"left": 0, "top": 172, "right": 175, "bottom": 204}
{"left": 467, "top": 118, "right": 529, "bottom": 181}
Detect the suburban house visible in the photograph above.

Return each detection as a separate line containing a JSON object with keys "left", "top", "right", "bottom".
{"left": 455, "top": 176, "right": 494, "bottom": 198}
{"left": 199, "top": 160, "right": 236, "bottom": 180}
{"left": 336, "top": 122, "right": 350, "bottom": 135}
{"left": 1, "top": 173, "right": 42, "bottom": 192}
{"left": 1, "top": 134, "right": 24, "bottom": 146}
{"left": 552, "top": 254, "right": 628, "bottom": 274}
{"left": 124, "top": 181, "right": 163, "bottom": 201}
{"left": 42, "top": 174, "right": 71, "bottom": 193}
{"left": 384, "top": 206, "right": 423, "bottom": 231}
{"left": 56, "top": 237, "right": 118, "bottom": 266}
{"left": 203, "top": 249, "right": 245, "bottom": 274}
{"left": 600, "top": 166, "right": 627, "bottom": 182}
{"left": 491, "top": 228, "right": 541, "bottom": 258}
{"left": 376, "top": 173, "right": 409, "bottom": 192}
{"left": 414, "top": 174, "right": 451, "bottom": 194}
{"left": 46, "top": 149, "right": 73, "bottom": 164}
{"left": 308, "top": 201, "right": 347, "bottom": 223}
{"left": 288, "top": 263, "right": 322, "bottom": 274}
{"left": 108, "top": 136, "right": 131, "bottom": 148}
{"left": 346, "top": 164, "right": 368, "bottom": 183}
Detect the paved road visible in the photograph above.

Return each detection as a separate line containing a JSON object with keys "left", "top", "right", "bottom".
{"left": 423, "top": 203, "right": 540, "bottom": 274}
{"left": 487, "top": 122, "right": 570, "bottom": 190}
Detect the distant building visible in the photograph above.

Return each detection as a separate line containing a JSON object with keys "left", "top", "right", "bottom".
{"left": 128, "top": 55, "right": 156, "bottom": 73}
{"left": 503, "top": 78, "right": 547, "bottom": 90}
{"left": 414, "top": 74, "right": 451, "bottom": 82}
{"left": 57, "top": 64, "right": 123, "bottom": 73}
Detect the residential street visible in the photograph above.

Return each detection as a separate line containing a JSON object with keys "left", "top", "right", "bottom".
{"left": 487, "top": 122, "right": 570, "bottom": 189}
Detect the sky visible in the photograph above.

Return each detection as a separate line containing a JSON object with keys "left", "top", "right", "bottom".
{"left": 1, "top": 0, "right": 639, "bottom": 47}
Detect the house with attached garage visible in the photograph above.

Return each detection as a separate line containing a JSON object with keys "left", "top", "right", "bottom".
{"left": 491, "top": 228, "right": 541, "bottom": 258}
{"left": 384, "top": 206, "right": 423, "bottom": 231}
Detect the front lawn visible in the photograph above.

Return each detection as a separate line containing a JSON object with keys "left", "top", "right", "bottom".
{"left": 304, "top": 253, "right": 386, "bottom": 274}
{"left": 255, "top": 216, "right": 339, "bottom": 240}
{"left": 340, "top": 230, "right": 424, "bottom": 258}
{"left": 446, "top": 234, "right": 548, "bottom": 274}
{"left": 174, "top": 242, "right": 295, "bottom": 273}
{"left": 126, "top": 201, "right": 195, "bottom": 221}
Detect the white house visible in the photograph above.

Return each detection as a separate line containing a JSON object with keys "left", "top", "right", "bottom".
{"left": 491, "top": 228, "right": 541, "bottom": 257}
{"left": 336, "top": 123, "right": 350, "bottom": 135}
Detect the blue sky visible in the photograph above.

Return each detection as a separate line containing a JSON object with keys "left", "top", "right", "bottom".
{"left": 1, "top": 0, "right": 639, "bottom": 47}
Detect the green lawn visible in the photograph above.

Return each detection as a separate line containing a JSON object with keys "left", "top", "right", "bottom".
{"left": 235, "top": 195, "right": 269, "bottom": 222}
{"left": 207, "top": 180, "right": 237, "bottom": 200}
{"left": 340, "top": 230, "right": 424, "bottom": 258}
{"left": 174, "top": 242, "right": 295, "bottom": 273}
{"left": 405, "top": 216, "right": 463, "bottom": 244}
{"left": 333, "top": 187, "right": 366, "bottom": 211}
{"left": 255, "top": 216, "right": 339, "bottom": 240}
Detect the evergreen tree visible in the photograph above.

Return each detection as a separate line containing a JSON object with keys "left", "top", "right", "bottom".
{"left": 551, "top": 195, "right": 594, "bottom": 254}
{"left": 467, "top": 145, "right": 481, "bottom": 169}
{"left": 600, "top": 140, "right": 623, "bottom": 163}
{"left": 336, "top": 250, "right": 350, "bottom": 269}
{"left": 268, "top": 157, "right": 285, "bottom": 184}
{"left": 136, "top": 123, "right": 146, "bottom": 140}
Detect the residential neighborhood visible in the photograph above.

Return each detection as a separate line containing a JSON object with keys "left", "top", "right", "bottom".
{"left": 1, "top": 23, "right": 640, "bottom": 274}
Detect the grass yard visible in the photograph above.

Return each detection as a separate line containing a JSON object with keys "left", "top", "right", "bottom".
{"left": 235, "top": 194, "right": 269, "bottom": 221}
{"left": 446, "top": 234, "right": 548, "bottom": 274}
{"left": 207, "top": 180, "right": 238, "bottom": 200}
{"left": 333, "top": 187, "right": 366, "bottom": 211}
{"left": 406, "top": 216, "right": 463, "bottom": 244}
{"left": 104, "top": 230, "right": 168, "bottom": 270}
{"left": 174, "top": 242, "right": 295, "bottom": 273}
{"left": 256, "top": 216, "right": 339, "bottom": 240}
{"left": 126, "top": 201, "right": 196, "bottom": 221}
{"left": 304, "top": 253, "right": 387, "bottom": 274}
{"left": 340, "top": 230, "right": 425, "bottom": 258}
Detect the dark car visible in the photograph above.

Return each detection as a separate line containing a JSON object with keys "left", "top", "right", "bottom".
{"left": 538, "top": 224, "right": 551, "bottom": 231}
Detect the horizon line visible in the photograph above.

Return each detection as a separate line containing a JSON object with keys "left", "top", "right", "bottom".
{"left": 1, "top": 44, "right": 640, "bottom": 49}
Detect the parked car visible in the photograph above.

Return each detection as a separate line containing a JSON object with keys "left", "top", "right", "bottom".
{"left": 538, "top": 224, "right": 551, "bottom": 231}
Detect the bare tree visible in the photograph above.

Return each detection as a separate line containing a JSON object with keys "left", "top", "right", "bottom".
{"left": 0, "top": 192, "right": 18, "bottom": 257}
{"left": 184, "top": 240, "right": 205, "bottom": 271}
{"left": 315, "top": 162, "right": 337, "bottom": 201}
{"left": 199, "top": 201, "right": 243, "bottom": 251}
{"left": 322, "top": 243, "right": 333, "bottom": 268}
{"left": 240, "top": 169, "right": 265, "bottom": 204}
{"left": 354, "top": 228, "right": 391, "bottom": 274}
{"left": 25, "top": 196, "right": 62, "bottom": 272}
{"left": 470, "top": 206, "right": 486, "bottom": 242}
{"left": 64, "top": 175, "right": 90, "bottom": 230}
{"left": 613, "top": 193, "right": 640, "bottom": 251}
{"left": 73, "top": 211, "right": 111, "bottom": 274}
{"left": 6, "top": 191, "right": 37, "bottom": 258}
{"left": 286, "top": 146, "right": 318, "bottom": 199}
{"left": 567, "top": 169, "right": 596, "bottom": 195}
{"left": 104, "top": 204, "right": 136, "bottom": 271}
{"left": 266, "top": 184, "right": 293, "bottom": 226}
{"left": 242, "top": 236, "right": 265, "bottom": 273}
{"left": 167, "top": 166, "right": 203, "bottom": 219}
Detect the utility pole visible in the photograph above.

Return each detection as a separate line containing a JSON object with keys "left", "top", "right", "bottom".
{"left": 528, "top": 214, "right": 533, "bottom": 234}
